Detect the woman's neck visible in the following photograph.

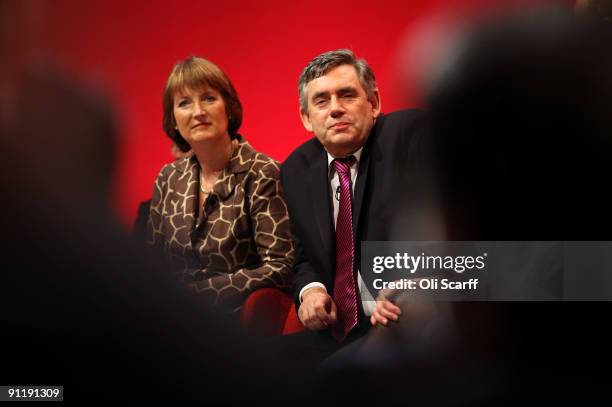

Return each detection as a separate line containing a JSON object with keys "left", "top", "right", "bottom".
{"left": 192, "top": 135, "right": 233, "bottom": 174}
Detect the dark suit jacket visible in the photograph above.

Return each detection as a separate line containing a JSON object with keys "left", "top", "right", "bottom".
{"left": 280, "top": 109, "right": 429, "bottom": 311}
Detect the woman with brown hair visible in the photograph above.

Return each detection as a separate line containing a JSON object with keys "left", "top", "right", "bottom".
{"left": 147, "top": 56, "right": 293, "bottom": 309}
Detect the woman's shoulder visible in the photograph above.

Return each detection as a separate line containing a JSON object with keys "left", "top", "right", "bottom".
{"left": 151, "top": 156, "right": 194, "bottom": 198}
{"left": 235, "top": 140, "right": 280, "bottom": 178}
{"left": 156, "top": 154, "right": 194, "bottom": 180}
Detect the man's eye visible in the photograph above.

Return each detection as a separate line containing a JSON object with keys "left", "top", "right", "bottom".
{"left": 314, "top": 99, "right": 327, "bottom": 106}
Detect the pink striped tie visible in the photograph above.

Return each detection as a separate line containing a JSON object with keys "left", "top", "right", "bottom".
{"left": 331, "top": 156, "right": 358, "bottom": 343}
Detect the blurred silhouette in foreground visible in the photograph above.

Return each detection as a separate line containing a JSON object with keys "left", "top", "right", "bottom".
{"left": 317, "top": 10, "right": 612, "bottom": 406}
{"left": 0, "top": 1, "right": 296, "bottom": 403}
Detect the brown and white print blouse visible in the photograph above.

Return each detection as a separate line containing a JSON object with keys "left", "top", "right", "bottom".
{"left": 146, "top": 138, "right": 294, "bottom": 309}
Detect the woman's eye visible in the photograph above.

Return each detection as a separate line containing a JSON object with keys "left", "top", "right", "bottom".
{"left": 177, "top": 100, "right": 189, "bottom": 108}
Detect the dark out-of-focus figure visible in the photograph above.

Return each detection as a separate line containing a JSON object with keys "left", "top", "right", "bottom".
{"left": 0, "top": 1, "right": 290, "bottom": 403}
{"left": 318, "top": 9, "right": 612, "bottom": 406}
{"left": 426, "top": 8, "right": 612, "bottom": 403}
{"left": 429, "top": 11, "right": 612, "bottom": 241}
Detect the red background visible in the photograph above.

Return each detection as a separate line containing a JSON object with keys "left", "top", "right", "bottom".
{"left": 37, "top": 0, "right": 572, "bottom": 227}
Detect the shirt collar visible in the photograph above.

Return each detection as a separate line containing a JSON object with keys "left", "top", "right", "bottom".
{"left": 326, "top": 146, "right": 363, "bottom": 173}
{"left": 175, "top": 136, "right": 254, "bottom": 175}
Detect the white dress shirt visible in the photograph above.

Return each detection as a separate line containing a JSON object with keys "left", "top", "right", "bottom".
{"left": 298, "top": 147, "right": 376, "bottom": 316}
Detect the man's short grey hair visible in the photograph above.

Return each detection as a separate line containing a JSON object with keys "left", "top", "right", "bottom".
{"left": 298, "top": 49, "right": 377, "bottom": 112}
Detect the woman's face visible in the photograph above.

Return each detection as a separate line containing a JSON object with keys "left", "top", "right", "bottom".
{"left": 173, "top": 86, "right": 229, "bottom": 146}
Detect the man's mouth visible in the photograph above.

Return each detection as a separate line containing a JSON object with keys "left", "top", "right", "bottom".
{"left": 330, "top": 122, "right": 350, "bottom": 130}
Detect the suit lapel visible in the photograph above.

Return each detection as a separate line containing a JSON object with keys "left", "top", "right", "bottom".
{"left": 353, "top": 149, "right": 371, "bottom": 242}
{"left": 172, "top": 156, "right": 198, "bottom": 234}
{"left": 308, "top": 150, "right": 335, "bottom": 274}
{"left": 353, "top": 116, "right": 382, "bottom": 243}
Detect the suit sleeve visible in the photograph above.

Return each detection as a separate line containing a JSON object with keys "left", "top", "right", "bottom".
{"left": 280, "top": 161, "right": 325, "bottom": 308}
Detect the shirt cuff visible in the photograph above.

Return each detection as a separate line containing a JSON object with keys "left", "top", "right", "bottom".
{"left": 299, "top": 282, "right": 327, "bottom": 303}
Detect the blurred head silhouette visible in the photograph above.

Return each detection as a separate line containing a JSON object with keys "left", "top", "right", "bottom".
{"left": 427, "top": 11, "right": 612, "bottom": 240}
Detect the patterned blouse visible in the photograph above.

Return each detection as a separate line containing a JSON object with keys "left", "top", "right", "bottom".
{"left": 146, "top": 138, "right": 294, "bottom": 308}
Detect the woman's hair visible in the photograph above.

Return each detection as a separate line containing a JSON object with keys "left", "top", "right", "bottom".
{"left": 162, "top": 56, "right": 243, "bottom": 152}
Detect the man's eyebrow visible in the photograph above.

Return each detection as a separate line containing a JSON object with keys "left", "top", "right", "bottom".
{"left": 311, "top": 91, "right": 329, "bottom": 100}
{"left": 337, "top": 86, "right": 357, "bottom": 94}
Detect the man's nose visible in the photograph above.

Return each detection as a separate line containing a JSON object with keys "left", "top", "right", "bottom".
{"left": 329, "top": 96, "right": 345, "bottom": 118}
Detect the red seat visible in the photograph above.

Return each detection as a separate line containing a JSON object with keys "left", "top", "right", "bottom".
{"left": 240, "top": 288, "right": 304, "bottom": 335}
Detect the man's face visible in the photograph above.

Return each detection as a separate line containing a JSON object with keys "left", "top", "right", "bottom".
{"left": 300, "top": 64, "right": 381, "bottom": 157}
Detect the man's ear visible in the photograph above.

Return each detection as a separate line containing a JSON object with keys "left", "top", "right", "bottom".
{"left": 300, "top": 108, "right": 314, "bottom": 133}
{"left": 370, "top": 89, "right": 382, "bottom": 119}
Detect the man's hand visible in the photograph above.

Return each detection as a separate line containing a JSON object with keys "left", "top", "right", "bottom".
{"left": 298, "top": 287, "right": 337, "bottom": 331}
{"left": 370, "top": 299, "right": 401, "bottom": 327}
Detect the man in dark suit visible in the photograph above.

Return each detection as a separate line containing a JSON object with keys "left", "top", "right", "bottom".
{"left": 281, "top": 49, "right": 429, "bottom": 349}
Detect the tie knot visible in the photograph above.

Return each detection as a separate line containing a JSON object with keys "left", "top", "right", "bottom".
{"left": 332, "top": 155, "right": 356, "bottom": 175}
